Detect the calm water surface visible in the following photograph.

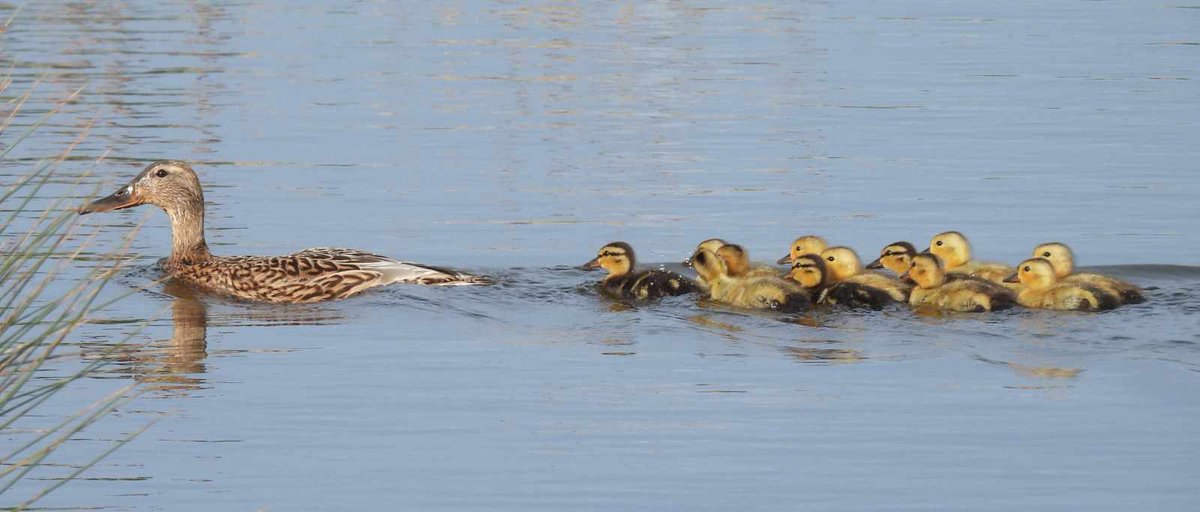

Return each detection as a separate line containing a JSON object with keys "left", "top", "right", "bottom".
{"left": 2, "top": 1, "right": 1199, "bottom": 510}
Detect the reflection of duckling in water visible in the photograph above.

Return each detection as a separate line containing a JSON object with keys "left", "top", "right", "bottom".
{"left": 582, "top": 241, "right": 698, "bottom": 300}
{"left": 904, "top": 254, "right": 1016, "bottom": 312}
{"left": 776, "top": 235, "right": 828, "bottom": 265}
{"left": 786, "top": 254, "right": 895, "bottom": 310}
{"left": 1004, "top": 258, "right": 1119, "bottom": 311}
{"left": 926, "top": 231, "right": 1013, "bottom": 283}
{"left": 691, "top": 247, "right": 810, "bottom": 312}
{"left": 1032, "top": 242, "right": 1145, "bottom": 304}
{"left": 865, "top": 241, "right": 920, "bottom": 276}
{"left": 819, "top": 246, "right": 911, "bottom": 302}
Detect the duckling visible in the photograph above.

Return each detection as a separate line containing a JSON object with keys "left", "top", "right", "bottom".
{"left": 926, "top": 231, "right": 1013, "bottom": 283}
{"left": 583, "top": 241, "right": 698, "bottom": 300}
{"left": 819, "top": 246, "right": 911, "bottom": 302}
{"left": 776, "top": 235, "right": 828, "bottom": 265}
{"left": 1004, "top": 258, "right": 1119, "bottom": 311}
{"left": 1032, "top": 242, "right": 1145, "bottom": 304}
{"left": 691, "top": 248, "right": 809, "bottom": 312}
{"left": 786, "top": 254, "right": 895, "bottom": 310}
{"left": 865, "top": 241, "right": 919, "bottom": 276}
{"left": 903, "top": 254, "right": 1016, "bottom": 312}
{"left": 715, "top": 244, "right": 784, "bottom": 279}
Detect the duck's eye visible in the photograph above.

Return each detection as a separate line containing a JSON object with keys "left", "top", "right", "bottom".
{"left": 935, "top": 240, "right": 943, "bottom": 246}
{"left": 1042, "top": 252, "right": 1051, "bottom": 257}
{"left": 1024, "top": 266, "right": 1031, "bottom": 272}
{"left": 155, "top": 169, "right": 168, "bottom": 178}
{"left": 826, "top": 256, "right": 835, "bottom": 262}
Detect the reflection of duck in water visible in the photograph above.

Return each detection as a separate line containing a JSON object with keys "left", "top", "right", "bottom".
{"left": 80, "top": 160, "right": 486, "bottom": 303}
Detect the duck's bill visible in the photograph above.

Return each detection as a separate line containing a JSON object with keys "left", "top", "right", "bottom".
{"left": 580, "top": 257, "right": 600, "bottom": 270}
{"left": 78, "top": 187, "right": 141, "bottom": 215}
{"left": 865, "top": 257, "right": 884, "bottom": 269}
{"left": 1002, "top": 273, "right": 1019, "bottom": 283}
{"left": 919, "top": 248, "right": 932, "bottom": 256}
{"left": 776, "top": 254, "right": 793, "bottom": 265}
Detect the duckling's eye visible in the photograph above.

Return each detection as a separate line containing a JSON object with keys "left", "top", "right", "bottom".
{"left": 1042, "top": 252, "right": 1051, "bottom": 257}
{"left": 935, "top": 240, "right": 943, "bottom": 246}
{"left": 826, "top": 256, "right": 835, "bottom": 262}
{"left": 155, "top": 169, "right": 168, "bottom": 178}
{"left": 1024, "top": 266, "right": 1031, "bottom": 272}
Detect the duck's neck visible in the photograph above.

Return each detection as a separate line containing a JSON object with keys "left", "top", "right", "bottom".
{"left": 165, "top": 201, "right": 212, "bottom": 267}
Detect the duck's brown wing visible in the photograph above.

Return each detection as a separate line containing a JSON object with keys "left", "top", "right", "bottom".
{"left": 291, "top": 247, "right": 487, "bottom": 285}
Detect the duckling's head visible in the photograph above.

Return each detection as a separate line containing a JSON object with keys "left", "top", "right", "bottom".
{"left": 683, "top": 238, "right": 727, "bottom": 267}
{"left": 1032, "top": 242, "right": 1074, "bottom": 278}
{"left": 785, "top": 254, "right": 827, "bottom": 290}
{"left": 927, "top": 231, "right": 971, "bottom": 269}
{"left": 689, "top": 248, "right": 729, "bottom": 284}
{"left": 777, "top": 235, "right": 828, "bottom": 264}
{"left": 819, "top": 246, "right": 863, "bottom": 283}
{"left": 902, "top": 253, "right": 947, "bottom": 289}
{"left": 582, "top": 241, "right": 635, "bottom": 278}
{"left": 1005, "top": 258, "right": 1057, "bottom": 290}
{"left": 865, "top": 241, "right": 918, "bottom": 275}
{"left": 79, "top": 160, "right": 204, "bottom": 217}
{"left": 716, "top": 244, "right": 752, "bottom": 277}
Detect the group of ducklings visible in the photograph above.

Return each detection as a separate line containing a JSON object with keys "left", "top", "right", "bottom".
{"left": 583, "top": 231, "right": 1145, "bottom": 314}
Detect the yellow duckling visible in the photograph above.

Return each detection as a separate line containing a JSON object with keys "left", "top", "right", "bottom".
{"left": 865, "top": 241, "right": 919, "bottom": 276}
{"left": 926, "top": 231, "right": 1013, "bottom": 283}
{"left": 819, "top": 246, "right": 911, "bottom": 302}
{"left": 1004, "top": 258, "right": 1119, "bottom": 311}
{"left": 582, "top": 241, "right": 699, "bottom": 300}
{"left": 776, "top": 235, "right": 828, "bottom": 265}
{"left": 715, "top": 244, "right": 784, "bottom": 279}
{"left": 1032, "top": 242, "right": 1145, "bottom": 304}
{"left": 691, "top": 247, "right": 809, "bottom": 312}
{"left": 786, "top": 254, "right": 895, "bottom": 310}
{"left": 78, "top": 161, "right": 485, "bottom": 304}
{"left": 903, "top": 254, "right": 1017, "bottom": 312}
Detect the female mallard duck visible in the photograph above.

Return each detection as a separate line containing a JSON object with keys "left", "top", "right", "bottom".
{"left": 1004, "top": 258, "right": 1119, "bottom": 311}
{"left": 865, "top": 241, "right": 919, "bottom": 276}
{"left": 690, "top": 247, "right": 809, "bottom": 312}
{"left": 583, "top": 241, "right": 698, "bottom": 300}
{"left": 926, "top": 231, "right": 1012, "bottom": 282}
{"left": 786, "top": 254, "right": 894, "bottom": 309}
{"left": 818, "top": 246, "right": 911, "bottom": 302}
{"left": 1032, "top": 242, "right": 1145, "bottom": 304}
{"left": 903, "top": 254, "right": 1016, "bottom": 312}
{"left": 776, "top": 235, "right": 828, "bottom": 265}
{"left": 79, "top": 161, "right": 484, "bottom": 303}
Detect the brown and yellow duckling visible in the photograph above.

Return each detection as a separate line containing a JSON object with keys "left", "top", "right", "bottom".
{"left": 786, "top": 254, "right": 895, "bottom": 310}
{"left": 819, "top": 246, "right": 911, "bottom": 302}
{"left": 903, "top": 254, "right": 1016, "bottom": 312}
{"left": 1032, "top": 242, "right": 1145, "bottom": 304}
{"left": 691, "top": 246, "right": 809, "bottom": 313}
{"left": 79, "top": 161, "right": 484, "bottom": 304}
{"left": 865, "top": 241, "right": 920, "bottom": 276}
{"left": 583, "top": 241, "right": 698, "bottom": 300}
{"left": 776, "top": 235, "right": 828, "bottom": 265}
{"left": 683, "top": 239, "right": 778, "bottom": 281}
{"left": 1004, "top": 258, "right": 1119, "bottom": 311}
{"left": 926, "top": 231, "right": 1013, "bottom": 283}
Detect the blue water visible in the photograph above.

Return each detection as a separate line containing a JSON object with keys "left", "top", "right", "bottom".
{"left": 2, "top": 1, "right": 1199, "bottom": 509}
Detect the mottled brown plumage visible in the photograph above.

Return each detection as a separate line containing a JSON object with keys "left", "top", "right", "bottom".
{"left": 81, "top": 161, "right": 484, "bottom": 303}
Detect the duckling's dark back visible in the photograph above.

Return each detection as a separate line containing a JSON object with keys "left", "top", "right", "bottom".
{"left": 607, "top": 269, "right": 698, "bottom": 300}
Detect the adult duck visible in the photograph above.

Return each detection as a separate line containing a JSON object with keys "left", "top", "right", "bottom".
{"left": 79, "top": 160, "right": 484, "bottom": 303}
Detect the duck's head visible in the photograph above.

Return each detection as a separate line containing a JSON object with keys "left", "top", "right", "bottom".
{"left": 785, "top": 254, "right": 827, "bottom": 289}
{"left": 818, "top": 246, "right": 863, "bottom": 283}
{"left": 683, "top": 238, "right": 727, "bottom": 267}
{"left": 582, "top": 241, "right": 635, "bottom": 278}
{"left": 689, "top": 247, "right": 729, "bottom": 285}
{"left": 926, "top": 231, "right": 971, "bottom": 269}
{"left": 777, "top": 235, "right": 827, "bottom": 265}
{"left": 866, "top": 241, "right": 918, "bottom": 275}
{"left": 79, "top": 160, "right": 203, "bottom": 217}
{"left": 716, "top": 244, "right": 752, "bottom": 277}
{"left": 1032, "top": 242, "right": 1074, "bottom": 279}
{"left": 901, "top": 253, "right": 946, "bottom": 289}
{"left": 1004, "top": 258, "right": 1057, "bottom": 289}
